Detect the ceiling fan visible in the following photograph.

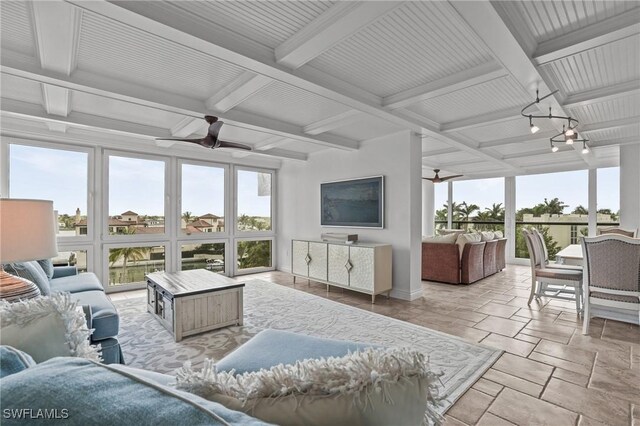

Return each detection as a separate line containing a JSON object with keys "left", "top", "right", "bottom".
{"left": 156, "top": 116, "right": 252, "bottom": 151}
{"left": 422, "top": 169, "right": 463, "bottom": 183}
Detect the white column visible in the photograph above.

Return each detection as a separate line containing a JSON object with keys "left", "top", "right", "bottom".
{"left": 504, "top": 176, "right": 516, "bottom": 264}
{"left": 408, "top": 131, "right": 424, "bottom": 299}
{"left": 447, "top": 181, "right": 453, "bottom": 229}
{"left": 588, "top": 169, "right": 597, "bottom": 236}
{"left": 422, "top": 179, "right": 434, "bottom": 236}
{"left": 620, "top": 144, "right": 640, "bottom": 230}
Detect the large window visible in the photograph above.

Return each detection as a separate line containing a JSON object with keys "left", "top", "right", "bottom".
{"left": 181, "top": 163, "right": 225, "bottom": 235}
{"left": 107, "top": 244, "right": 165, "bottom": 287}
{"left": 516, "top": 170, "right": 588, "bottom": 259}
{"left": 181, "top": 242, "right": 225, "bottom": 274}
{"left": 9, "top": 144, "right": 89, "bottom": 238}
{"left": 597, "top": 167, "right": 620, "bottom": 232}
{"left": 108, "top": 155, "right": 166, "bottom": 236}
{"left": 434, "top": 183, "right": 448, "bottom": 231}
{"left": 237, "top": 169, "right": 272, "bottom": 232}
{"left": 452, "top": 178, "right": 504, "bottom": 232}
{"left": 236, "top": 239, "right": 272, "bottom": 271}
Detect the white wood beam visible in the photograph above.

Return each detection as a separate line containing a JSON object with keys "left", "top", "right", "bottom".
{"left": 274, "top": 2, "right": 399, "bottom": 69}
{"left": 452, "top": 1, "right": 595, "bottom": 167}
{"left": 303, "top": 110, "right": 363, "bottom": 135}
{"left": 1, "top": 98, "right": 307, "bottom": 162}
{"left": 438, "top": 158, "right": 485, "bottom": 168}
{"left": 1, "top": 57, "right": 359, "bottom": 151}
{"left": 205, "top": 72, "right": 272, "bottom": 113}
{"left": 170, "top": 117, "right": 205, "bottom": 138}
{"left": 422, "top": 147, "right": 459, "bottom": 158}
{"left": 590, "top": 137, "right": 640, "bottom": 149}
{"left": 478, "top": 130, "right": 558, "bottom": 149}
{"left": 533, "top": 8, "right": 640, "bottom": 65}
{"left": 41, "top": 84, "right": 71, "bottom": 117}
{"left": 441, "top": 108, "right": 520, "bottom": 133}
{"left": 32, "top": 1, "right": 82, "bottom": 75}
{"left": 253, "top": 136, "right": 289, "bottom": 151}
{"left": 383, "top": 62, "right": 508, "bottom": 109}
{"left": 501, "top": 146, "right": 575, "bottom": 160}
{"left": 581, "top": 116, "right": 640, "bottom": 134}
{"left": 563, "top": 80, "right": 640, "bottom": 110}
{"left": 67, "top": 1, "right": 520, "bottom": 171}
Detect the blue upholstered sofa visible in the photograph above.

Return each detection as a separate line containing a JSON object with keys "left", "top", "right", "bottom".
{"left": 2, "top": 260, "right": 123, "bottom": 364}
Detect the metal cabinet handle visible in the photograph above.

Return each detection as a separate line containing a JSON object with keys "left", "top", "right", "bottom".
{"left": 344, "top": 260, "right": 353, "bottom": 272}
{"left": 305, "top": 253, "right": 312, "bottom": 265}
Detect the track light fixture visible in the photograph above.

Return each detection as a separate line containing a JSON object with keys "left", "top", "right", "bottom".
{"left": 522, "top": 89, "right": 585, "bottom": 154}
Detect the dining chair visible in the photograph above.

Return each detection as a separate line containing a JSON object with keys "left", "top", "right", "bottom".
{"left": 523, "top": 229, "right": 583, "bottom": 312}
{"left": 581, "top": 235, "right": 640, "bottom": 335}
{"left": 532, "top": 228, "right": 582, "bottom": 270}
{"left": 597, "top": 227, "right": 637, "bottom": 238}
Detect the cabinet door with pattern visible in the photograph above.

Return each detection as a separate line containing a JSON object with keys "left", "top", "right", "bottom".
{"left": 348, "top": 246, "right": 374, "bottom": 291}
{"left": 291, "top": 240, "right": 309, "bottom": 277}
{"left": 308, "top": 242, "right": 328, "bottom": 281}
{"left": 328, "top": 244, "right": 349, "bottom": 286}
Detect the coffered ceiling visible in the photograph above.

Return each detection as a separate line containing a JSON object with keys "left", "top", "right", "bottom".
{"left": 1, "top": 1, "right": 638, "bottom": 177}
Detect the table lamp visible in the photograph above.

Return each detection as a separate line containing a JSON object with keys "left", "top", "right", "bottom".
{"left": 0, "top": 199, "right": 59, "bottom": 298}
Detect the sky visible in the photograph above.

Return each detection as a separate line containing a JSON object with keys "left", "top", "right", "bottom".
{"left": 434, "top": 167, "right": 620, "bottom": 214}
{"left": 9, "top": 144, "right": 619, "bottom": 218}
{"left": 9, "top": 145, "right": 272, "bottom": 218}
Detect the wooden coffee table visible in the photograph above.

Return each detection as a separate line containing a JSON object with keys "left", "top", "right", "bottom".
{"left": 146, "top": 269, "right": 244, "bottom": 342}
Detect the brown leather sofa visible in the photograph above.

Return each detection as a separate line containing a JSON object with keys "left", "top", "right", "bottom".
{"left": 422, "top": 238, "right": 507, "bottom": 284}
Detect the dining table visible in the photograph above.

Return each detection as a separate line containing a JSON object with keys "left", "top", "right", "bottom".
{"left": 554, "top": 244, "right": 583, "bottom": 266}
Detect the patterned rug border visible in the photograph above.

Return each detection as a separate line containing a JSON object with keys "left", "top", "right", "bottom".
{"left": 114, "top": 279, "right": 503, "bottom": 414}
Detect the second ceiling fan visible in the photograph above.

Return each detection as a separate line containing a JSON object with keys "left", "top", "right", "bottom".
{"left": 422, "top": 169, "right": 463, "bottom": 183}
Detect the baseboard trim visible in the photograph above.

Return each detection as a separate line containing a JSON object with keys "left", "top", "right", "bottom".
{"left": 390, "top": 287, "right": 423, "bottom": 301}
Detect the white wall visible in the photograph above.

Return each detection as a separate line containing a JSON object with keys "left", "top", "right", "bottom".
{"left": 619, "top": 144, "right": 640, "bottom": 231}
{"left": 277, "top": 131, "right": 423, "bottom": 300}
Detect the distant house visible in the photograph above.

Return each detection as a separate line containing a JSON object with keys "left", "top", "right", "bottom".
{"left": 74, "top": 209, "right": 165, "bottom": 235}
{"left": 196, "top": 213, "right": 224, "bottom": 232}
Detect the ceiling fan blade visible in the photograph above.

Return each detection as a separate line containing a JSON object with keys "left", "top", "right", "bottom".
{"left": 218, "top": 140, "right": 253, "bottom": 151}
{"left": 207, "top": 121, "right": 223, "bottom": 139}
{"left": 439, "top": 174, "right": 464, "bottom": 181}
{"left": 422, "top": 177, "right": 436, "bottom": 182}
{"left": 155, "top": 137, "right": 204, "bottom": 143}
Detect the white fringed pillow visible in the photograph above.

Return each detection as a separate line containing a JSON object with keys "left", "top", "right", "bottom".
{"left": 0, "top": 293, "right": 101, "bottom": 363}
{"left": 176, "top": 347, "right": 443, "bottom": 426}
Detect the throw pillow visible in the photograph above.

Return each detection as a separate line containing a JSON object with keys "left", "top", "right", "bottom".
{"left": 0, "top": 345, "right": 37, "bottom": 379}
{"left": 176, "top": 347, "right": 443, "bottom": 426}
{"left": 422, "top": 233, "right": 458, "bottom": 244}
{"left": 37, "top": 259, "right": 54, "bottom": 280}
{"left": 456, "top": 233, "right": 482, "bottom": 260}
{"left": 0, "top": 293, "right": 100, "bottom": 363}
{"left": 480, "top": 231, "right": 495, "bottom": 242}
{"left": 493, "top": 230, "right": 504, "bottom": 239}
{"left": 0, "top": 272, "right": 41, "bottom": 302}
{"left": 2, "top": 262, "right": 51, "bottom": 295}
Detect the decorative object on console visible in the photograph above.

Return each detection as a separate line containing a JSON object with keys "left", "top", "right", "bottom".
{"left": 292, "top": 239, "right": 392, "bottom": 303}
{"left": 0, "top": 293, "right": 101, "bottom": 363}
{"left": 422, "top": 169, "right": 463, "bottom": 183}
{"left": 155, "top": 115, "right": 252, "bottom": 151}
{"left": 521, "top": 90, "right": 590, "bottom": 153}
{"left": 321, "top": 176, "right": 384, "bottom": 228}
{"left": 0, "top": 199, "right": 58, "bottom": 301}
{"left": 320, "top": 232, "right": 358, "bottom": 243}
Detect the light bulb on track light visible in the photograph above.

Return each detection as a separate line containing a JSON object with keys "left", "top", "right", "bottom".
{"left": 582, "top": 142, "right": 589, "bottom": 154}
{"left": 551, "top": 145, "right": 559, "bottom": 153}
{"left": 530, "top": 123, "right": 540, "bottom": 134}
{"left": 565, "top": 128, "right": 575, "bottom": 136}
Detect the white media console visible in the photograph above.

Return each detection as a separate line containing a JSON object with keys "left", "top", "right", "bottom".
{"left": 291, "top": 239, "right": 392, "bottom": 303}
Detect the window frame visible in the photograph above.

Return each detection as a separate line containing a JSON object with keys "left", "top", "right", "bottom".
{"left": 178, "top": 238, "right": 230, "bottom": 276}
{"left": 6, "top": 139, "right": 95, "bottom": 244}
{"left": 177, "top": 159, "right": 230, "bottom": 241}
{"left": 103, "top": 150, "right": 171, "bottom": 244}
{"left": 233, "top": 166, "right": 276, "bottom": 238}
{"left": 233, "top": 236, "right": 275, "bottom": 276}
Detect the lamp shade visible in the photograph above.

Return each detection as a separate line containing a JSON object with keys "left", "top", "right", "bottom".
{"left": 0, "top": 199, "right": 58, "bottom": 263}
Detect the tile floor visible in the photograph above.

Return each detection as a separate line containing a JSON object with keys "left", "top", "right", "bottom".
{"left": 111, "top": 265, "right": 640, "bottom": 425}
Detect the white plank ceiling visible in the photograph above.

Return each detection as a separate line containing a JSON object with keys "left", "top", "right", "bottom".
{"left": 1, "top": 0, "right": 638, "bottom": 176}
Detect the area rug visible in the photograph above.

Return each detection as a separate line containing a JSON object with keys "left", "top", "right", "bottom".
{"left": 113, "top": 279, "right": 501, "bottom": 414}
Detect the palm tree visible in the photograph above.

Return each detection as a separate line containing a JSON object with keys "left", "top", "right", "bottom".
{"left": 485, "top": 203, "right": 505, "bottom": 221}
{"left": 457, "top": 202, "right": 479, "bottom": 230}
{"left": 544, "top": 198, "right": 568, "bottom": 215}
{"left": 182, "top": 211, "right": 194, "bottom": 224}
{"left": 108, "top": 228, "right": 148, "bottom": 283}
{"left": 572, "top": 205, "right": 588, "bottom": 215}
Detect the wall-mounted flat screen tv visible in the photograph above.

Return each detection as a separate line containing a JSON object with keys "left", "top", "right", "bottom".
{"left": 321, "top": 176, "right": 384, "bottom": 228}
